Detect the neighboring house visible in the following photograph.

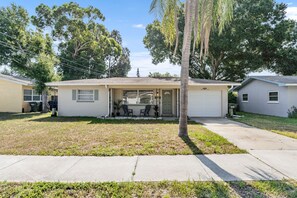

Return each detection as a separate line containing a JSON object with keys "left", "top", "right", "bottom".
{"left": 234, "top": 76, "right": 297, "bottom": 117}
{"left": 0, "top": 74, "right": 42, "bottom": 113}
{"left": 46, "top": 77, "right": 239, "bottom": 118}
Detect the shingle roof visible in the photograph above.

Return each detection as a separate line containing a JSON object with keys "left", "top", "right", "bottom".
{"left": 251, "top": 76, "right": 297, "bottom": 84}
{"left": 46, "top": 77, "right": 239, "bottom": 86}
{"left": 233, "top": 76, "right": 297, "bottom": 91}
{"left": 0, "top": 73, "right": 34, "bottom": 85}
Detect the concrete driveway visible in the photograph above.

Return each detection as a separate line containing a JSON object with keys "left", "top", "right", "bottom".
{"left": 192, "top": 117, "right": 297, "bottom": 179}
{"left": 193, "top": 118, "right": 297, "bottom": 150}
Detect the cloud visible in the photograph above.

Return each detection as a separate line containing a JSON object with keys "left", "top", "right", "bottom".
{"left": 286, "top": 7, "right": 297, "bottom": 21}
{"left": 128, "top": 51, "right": 180, "bottom": 77}
{"left": 132, "top": 24, "right": 146, "bottom": 29}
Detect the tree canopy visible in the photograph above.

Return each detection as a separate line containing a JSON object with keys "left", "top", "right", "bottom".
{"left": 0, "top": 2, "right": 131, "bottom": 89}
{"left": 148, "top": 72, "right": 178, "bottom": 78}
{"left": 32, "top": 2, "right": 131, "bottom": 80}
{"left": 0, "top": 4, "right": 58, "bottom": 93}
{"left": 145, "top": 0, "right": 297, "bottom": 81}
{"left": 107, "top": 30, "right": 131, "bottom": 77}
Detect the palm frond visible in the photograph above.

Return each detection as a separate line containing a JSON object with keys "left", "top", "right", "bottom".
{"left": 192, "top": 0, "right": 234, "bottom": 57}
{"left": 150, "top": 0, "right": 181, "bottom": 50}
{"left": 149, "top": 0, "right": 166, "bottom": 18}
{"left": 150, "top": 0, "right": 234, "bottom": 58}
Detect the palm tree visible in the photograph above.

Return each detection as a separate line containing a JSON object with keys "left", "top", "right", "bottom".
{"left": 150, "top": 0, "right": 234, "bottom": 137}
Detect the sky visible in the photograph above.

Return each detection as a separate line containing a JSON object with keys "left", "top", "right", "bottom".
{"left": 0, "top": 0, "right": 296, "bottom": 77}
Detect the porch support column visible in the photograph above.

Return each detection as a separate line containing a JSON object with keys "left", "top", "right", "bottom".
{"left": 107, "top": 85, "right": 110, "bottom": 117}
{"left": 160, "top": 89, "right": 162, "bottom": 116}
{"left": 110, "top": 88, "right": 113, "bottom": 116}
{"left": 177, "top": 89, "right": 179, "bottom": 118}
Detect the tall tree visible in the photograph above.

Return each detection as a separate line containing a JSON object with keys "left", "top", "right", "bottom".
{"left": 32, "top": 2, "right": 123, "bottom": 80}
{"left": 0, "top": 4, "right": 31, "bottom": 73}
{"left": 150, "top": 0, "right": 234, "bottom": 136}
{"left": 107, "top": 30, "right": 131, "bottom": 77}
{"left": 0, "top": 4, "right": 59, "bottom": 111}
{"left": 145, "top": 0, "right": 297, "bottom": 81}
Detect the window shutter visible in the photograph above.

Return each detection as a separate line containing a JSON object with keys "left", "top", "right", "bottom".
{"left": 94, "top": 90, "right": 99, "bottom": 100}
{"left": 72, "top": 90, "right": 76, "bottom": 100}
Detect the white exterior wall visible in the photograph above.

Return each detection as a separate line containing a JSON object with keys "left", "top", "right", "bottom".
{"left": 222, "top": 87, "right": 228, "bottom": 116}
{"left": 56, "top": 84, "right": 228, "bottom": 117}
{"left": 287, "top": 87, "right": 297, "bottom": 111}
{"left": 238, "top": 80, "right": 288, "bottom": 117}
{"left": 58, "top": 85, "right": 108, "bottom": 117}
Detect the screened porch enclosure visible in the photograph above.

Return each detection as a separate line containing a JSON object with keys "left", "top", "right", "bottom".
{"left": 109, "top": 88, "right": 180, "bottom": 117}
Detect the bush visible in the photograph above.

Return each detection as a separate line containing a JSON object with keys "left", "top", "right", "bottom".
{"left": 288, "top": 106, "right": 297, "bottom": 118}
{"left": 228, "top": 92, "right": 237, "bottom": 104}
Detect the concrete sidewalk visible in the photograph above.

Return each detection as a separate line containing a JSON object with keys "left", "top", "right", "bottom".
{"left": 0, "top": 154, "right": 288, "bottom": 182}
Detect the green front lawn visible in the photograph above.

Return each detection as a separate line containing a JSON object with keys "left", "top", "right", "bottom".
{"left": 0, "top": 113, "right": 244, "bottom": 156}
{"left": 233, "top": 112, "right": 297, "bottom": 139}
{"left": 0, "top": 180, "right": 296, "bottom": 198}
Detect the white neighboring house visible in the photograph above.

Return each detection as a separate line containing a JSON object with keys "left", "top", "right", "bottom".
{"left": 234, "top": 76, "right": 297, "bottom": 117}
{"left": 46, "top": 77, "right": 239, "bottom": 118}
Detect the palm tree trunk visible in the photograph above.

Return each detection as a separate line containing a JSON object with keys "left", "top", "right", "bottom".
{"left": 179, "top": 0, "right": 195, "bottom": 137}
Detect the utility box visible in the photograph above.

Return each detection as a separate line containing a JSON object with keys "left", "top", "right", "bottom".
{"left": 228, "top": 103, "right": 237, "bottom": 117}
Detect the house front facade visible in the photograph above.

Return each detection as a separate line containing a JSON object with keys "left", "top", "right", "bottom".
{"left": 47, "top": 77, "right": 238, "bottom": 118}
{"left": 234, "top": 76, "right": 297, "bottom": 117}
{"left": 0, "top": 74, "right": 42, "bottom": 113}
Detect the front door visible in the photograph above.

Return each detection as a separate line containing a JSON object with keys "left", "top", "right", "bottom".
{"left": 162, "top": 90, "right": 172, "bottom": 115}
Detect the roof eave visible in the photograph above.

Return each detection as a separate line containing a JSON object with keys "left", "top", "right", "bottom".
{"left": 46, "top": 83, "right": 100, "bottom": 86}
{"left": 0, "top": 76, "right": 33, "bottom": 86}
{"left": 251, "top": 77, "right": 287, "bottom": 86}
{"left": 283, "top": 84, "right": 297, "bottom": 86}
{"left": 46, "top": 82, "right": 240, "bottom": 87}
{"left": 233, "top": 77, "right": 285, "bottom": 91}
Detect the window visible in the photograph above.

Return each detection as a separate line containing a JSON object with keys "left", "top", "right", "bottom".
{"left": 123, "top": 90, "right": 138, "bottom": 104}
{"left": 242, "top": 94, "right": 248, "bottom": 102}
{"left": 23, "top": 89, "right": 41, "bottom": 102}
{"left": 24, "top": 90, "right": 32, "bottom": 101}
{"left": 139, "top": 90, "right": 154, "bottom": 104}
{"left": 123, "top": 90, "right": 154, "bottom": 105}
{"left": 77, "top": 90, "right": 94, "bottom": 101}
{"left": 32, "top": 90, "right": 41, "bottom": 101}
{"left": 269, "top": 92, "right": 278, "bottom": 102}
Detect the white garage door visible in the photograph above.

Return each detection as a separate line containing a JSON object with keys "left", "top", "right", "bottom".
{"left": 188, "top": 90, "right": 221, "bottom": 117}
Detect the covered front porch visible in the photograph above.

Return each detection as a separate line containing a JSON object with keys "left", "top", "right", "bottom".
{"left": 108, "top": 87, "right": 180, "bottom": 118}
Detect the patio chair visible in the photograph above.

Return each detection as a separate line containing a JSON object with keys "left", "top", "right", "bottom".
{"left": 140, "top": 105, "right": 151, "bottom": 117}
{"left": 122, "top": 105, "right": 133, "bottom": 116}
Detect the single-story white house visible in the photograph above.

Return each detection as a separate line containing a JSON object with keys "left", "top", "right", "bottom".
{"left": 0, "top": 74, "right": 42, "bottom": 112}
{"left": 234, "top": 76, "right": 297, "bottom": 117}
{"left": 46, "top": 77, "right": 239, "bottom": 118}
